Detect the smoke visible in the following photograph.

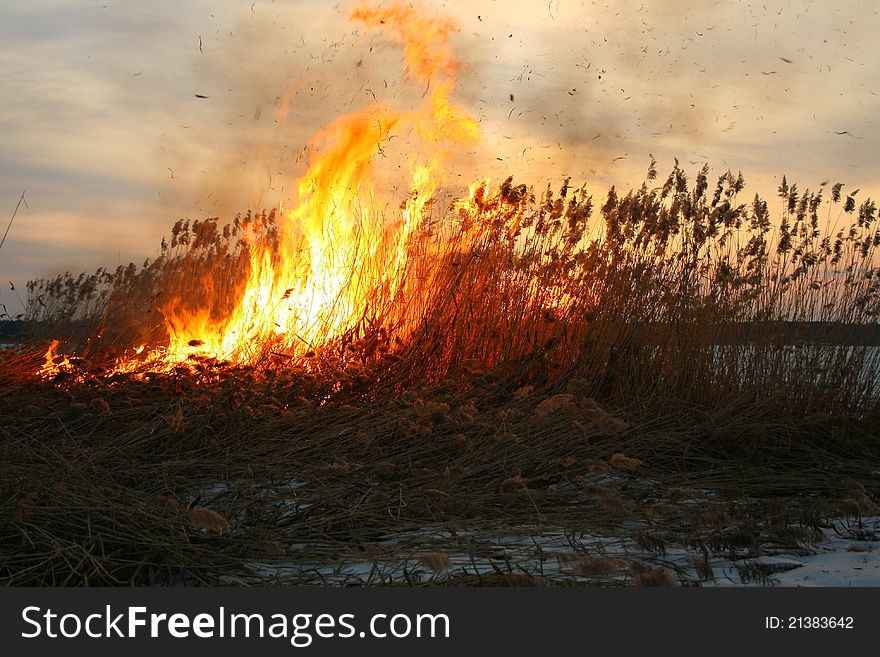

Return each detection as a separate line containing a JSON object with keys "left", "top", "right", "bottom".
{"left": 151, "top": 0, "right": 880, "bottom": 219}
{"left": 159, "top": 0, "right": 480, "bottom": 220}
{"left": 444, "top": 0, "right": 880, "bottom": 195}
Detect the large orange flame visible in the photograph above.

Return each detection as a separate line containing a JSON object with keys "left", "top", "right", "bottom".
{"left": 151, "top": 1, "right": 478, "bottom": 367}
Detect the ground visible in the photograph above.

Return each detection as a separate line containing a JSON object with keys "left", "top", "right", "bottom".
{"left": 2, "top": 357, "right": 877, "bottom": 586}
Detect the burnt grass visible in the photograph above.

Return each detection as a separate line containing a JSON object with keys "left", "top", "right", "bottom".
{"left": 1, "top": 355, "right": 878, "bottom": 586}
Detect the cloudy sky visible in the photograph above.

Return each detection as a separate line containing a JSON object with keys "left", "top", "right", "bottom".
{"left": 1, "top": 0, "right": 878, "bottom": 315}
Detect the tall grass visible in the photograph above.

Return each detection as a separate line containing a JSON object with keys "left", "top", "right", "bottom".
{"left": 6, "top": 163, "right": 879, "bottom": 586}
{"left": 22, "top": 162, "right": 880, "bottom": 415}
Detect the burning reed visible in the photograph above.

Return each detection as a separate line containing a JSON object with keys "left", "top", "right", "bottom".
{"left": 17, "top": 0, "right": 880, "bottom": 416}
{"left": 20, "top": 162, "right": 880, "bottom": 417}
{"left": 2, "top": 1, "right": 878, "bottom": 586}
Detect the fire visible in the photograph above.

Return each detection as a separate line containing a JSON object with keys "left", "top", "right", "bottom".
{"left": 143, "top": 0, "right": 478, "bottom": 368}
{"left": 38, "top": 340, "right": 73, "bottom": 379}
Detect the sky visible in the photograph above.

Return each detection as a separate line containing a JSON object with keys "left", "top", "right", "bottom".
{"left": 1, "top": 0, "right": 879, "bottom": 316}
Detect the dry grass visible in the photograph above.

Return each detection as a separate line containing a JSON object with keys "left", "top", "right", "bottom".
{"left": 19, "top": 164, "right": 880, "bottom": 416}
{"left": 2, "top": 164, "right": 879, "bottom": 585}
{"left": 0, "top": 357, "right": 876, "bottom": 585}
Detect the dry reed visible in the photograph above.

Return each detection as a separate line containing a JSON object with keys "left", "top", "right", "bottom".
{"left": 3, "top": 164, "right": 878, "bottom": 585}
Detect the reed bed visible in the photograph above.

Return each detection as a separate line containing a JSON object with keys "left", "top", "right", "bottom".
{"left": 2, "top": 163, "right": 879, "bottom": 585}
{"left": 22, "top": 163, "right": 880, "bottom": 412}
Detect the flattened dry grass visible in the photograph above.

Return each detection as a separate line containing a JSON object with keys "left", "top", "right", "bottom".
{"left": 0, "top": 360, "right": 877, "bottom": 586}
